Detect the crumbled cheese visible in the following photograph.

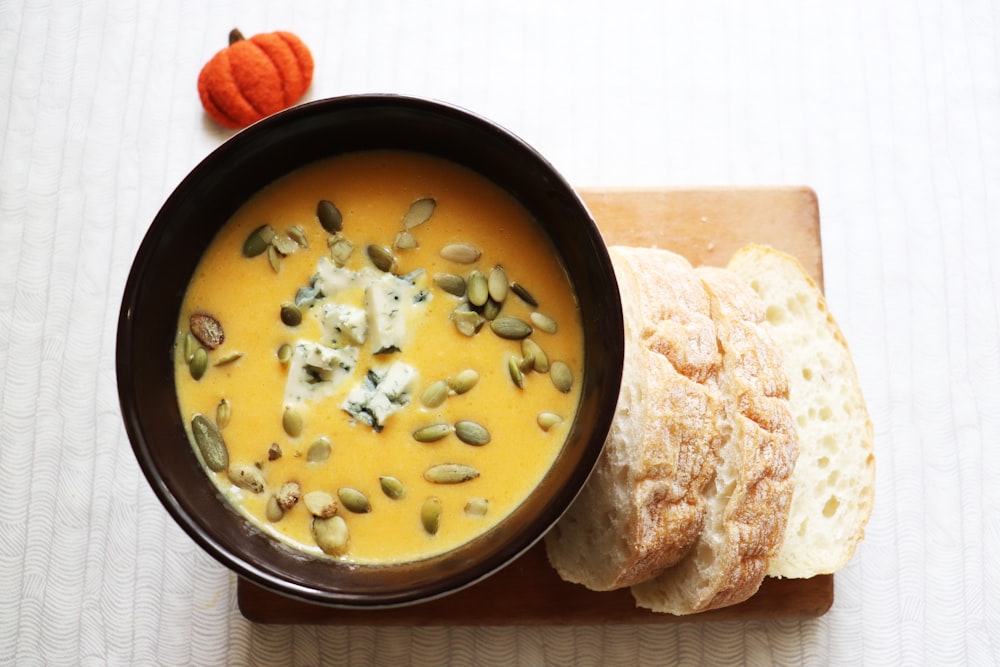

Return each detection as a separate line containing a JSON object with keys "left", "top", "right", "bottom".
{"left": 321, "top": 303, "right": 368, "bottom": 345}
{"left": 284, "top": 341, "right": 359, "bottom": 405}
{"left": 341, "top": 361, "right": 417, "bottom": 431}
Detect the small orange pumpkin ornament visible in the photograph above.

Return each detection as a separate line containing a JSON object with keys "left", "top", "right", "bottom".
{"left": 198, "top": 28, "right": 314, "bottom": 129}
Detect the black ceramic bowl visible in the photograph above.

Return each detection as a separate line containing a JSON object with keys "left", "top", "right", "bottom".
{"left": 116, "top": 95, "right": 624, "bottom": 608}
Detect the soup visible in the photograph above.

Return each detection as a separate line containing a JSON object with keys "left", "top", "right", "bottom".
{"left": 174, "top": 150, "right": 584, "bottom": 564}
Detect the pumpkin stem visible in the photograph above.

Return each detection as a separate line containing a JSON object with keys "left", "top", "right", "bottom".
{"left": 229, "top": 28, "right": 245, "bottom": 45}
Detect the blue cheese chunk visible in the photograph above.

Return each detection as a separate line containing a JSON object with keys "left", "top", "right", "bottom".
{"left": 366, "top": 273, "right": 413, "bottom": 355}
{"left": 341, "top": 361, "right": 417, "bottom": 431}
{"left": 284, "top": 341, "right": 359, "bottom": 405}
{"left": 321, "top": 303, "right": 368, "bottom": 346}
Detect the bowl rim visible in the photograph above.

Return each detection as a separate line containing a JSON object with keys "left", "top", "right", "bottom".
{"left": 116, "top": 93, "right": 625, "bottom": 608}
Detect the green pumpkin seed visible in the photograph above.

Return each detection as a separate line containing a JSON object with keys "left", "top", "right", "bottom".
{"left": 449, "top": 369, "right": 479, "bottom": 394}
{"left": 287, "top": 225, "right": 309, "bottom": 248}
{"left": 440, "top": 243, "right": 481, "bottom": 264}
{"left": 550, "top": 361, "right": 574, "bottom": 393}
{"left": 189, "top": 347, "right": 208, "bottom": 380}
{"left": 272, "top": 233, "right": 300, "bottom": 256}
{"left": 433, "top": 273, "right": 466, "bottom": 297}
{"left": 303, "top": 490, "right": 338, "bottom": 518}
{"left": 450, "top": 308, "right": 485, "bottom": 337}
{"left": 366, "top": 244, "right": 396, "bottom": 273}
{"left": 530, "top": 311, "right": 558, "bottom": 334}
{"left": 277, "top": 343, "right": 293, "bottom": 364}
{"left": 275, "top": 481, "right": 301, "bottom": 509}
{"left": 282, "top": 406, "right": 303, "bottom": 438}
{"left": 328, "top": 233, "right": 355, "bottom": 266}
{"left": 464, "top": 498, "right": 489, "bottom": 516}
{"left": 317, "top": 199, "right": 343, "bottom": 233}
{"left": 454, "top": 420, "right": 491, "bottom": 446}
{"left": 488, "top": 266, "right": 508, "bottom": 303}
{"left": 490, "top": 316, "right": 532, "bottom": 340}
{"left": 519, "top": 351, "right": 535, "bottom": 373}
{"left": 190, "top": 313, "right": 225, "bottom": 349}
{"left": 338, "top": 487, "right": 372, "bottom": 514}
{"left": 413, "top": 423, "right": 452, "bottom": 443}
{"left": 403, "top": 197, "right": 436, "bottom": 229}
{"left": 483, "top": 298, "right": 502, "bottom": 321}
{"left": 191, "top": 413, "right": 229, "bottom": 472}
{"left": 307, "top": 436, "right": 332, "bottom": 463}
{"left": 379, "top": 476, "right": 406, "bottom": 500}
{"left": 215, "top": 398, "right": 231, "bottom": 429}
{"left": 467, "top": 269, "right": 488, "bottom": 307}
{"left": 280, "top": 302, "right": 302, "bottom": 327}
{"left": 522, "top": 338, "right": 549, "bottom": 373}
{"left": 537, "top": 412, "right": 564, "bottom": 431}
{"left": 266, "top": 244, "right": 281, "bottom": 273}
{"left": 243, "top": 224, "right": 276, "bottom": 258}
{"left": 394, "top": 230, "right": 418, "bottom": 250}
{"left": 510, "top": 281, "right": 538, "bottom": 307}
{"left": 214, "top": 350, "right": 243, "bottom": 366}
{"left": 265, "top": 495, "right": 284, "bottom": 522}
{"left": 424, "top": 463, "right": 480, "bottom": 484}
{"left": 183, "top": 332, "right": 197, "bottom": 363}
{"left": 313, "top": 515, "right": 350, "bottom": 554}
{"left": 507, "top": 356, "right": 525, "bottom": 389}
{"left": 420, "top": 380, "right": 450, "bottom": 408}
{"left": 421, "top": 497, "right": 442, "bottom": 535}
{"left": 228, "top": 464, "right": 265, "bottom": 494}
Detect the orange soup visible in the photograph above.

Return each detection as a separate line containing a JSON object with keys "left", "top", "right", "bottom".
{"left": 175, "top": 150, "right": 584, "bottom": 564}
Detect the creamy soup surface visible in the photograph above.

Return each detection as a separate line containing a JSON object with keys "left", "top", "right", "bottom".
{"left": 175, "top": 150, "right": 584, "bottom": 564}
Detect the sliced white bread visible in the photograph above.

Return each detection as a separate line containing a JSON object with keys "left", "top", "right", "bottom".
{"left": 544, "top": 247, "right": 726, "bottom": 590}
{"left": 726, "top": 244, "right": 875, "bottom": 577}
{"left": 630, "top": 267, "right": 798, "bottom": 614}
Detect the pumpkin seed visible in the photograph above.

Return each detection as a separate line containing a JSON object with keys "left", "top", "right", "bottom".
{"left": 307, "top": 436, "right": 332, "bottom": 463}
{"left": 277, "top": 343, "right": 293, "bottom": 364}
{"left": 483, "top": 297, "right": 502, "bottom": 320}
{"left": 420, "top": 380, "right": 450, "bottom": 408}
{"left": 366, "top": 244, "right": 396, "bottom": 273}
{"left": 522, "top": 338, "right": 549, "bottom": 373}
{"left": 537, "top": 412, "right": 564, "bottom": 431}
{"left": 275, "top": 481, "right": 301, "bottom": 509}
{"left": 267, "top": 443, "right": 283, "bottom": 461}
{"left": 190, "top": 313, "right": 225, "bottom": 349}
{"left": 550, "top": 361, "right": 574, "bottom": 393}
{"left": 287, "top": 225, "right": 309, "bottom": 248}
{"left": 394, "top": 230, "right": 418, "bottom": 250}
{"left": 530, "top": 311, "right": 558, "bottom": 334}
{"left": 488, "top": 266, "right": 508, "bottom": 303}
{"left": 215, "top": 398, "right": 231, "bottom": 429}
{"left": 507, "top": 356, "right": 525, "bottom": 389}
{"left": 317, "top": 199, "right": 343, "bottom": 233}
{"left": 424, "top": 463, "right": 480, "bottom": 484}
{"left": 328, "top": 233, "right": 355, "bottom": 266}
{"left": 490, "top": 316, "right": 532, "bottom": 340}
{"left": 467, "top": 270, "right": 488, "bottom": 307}
{"left": 413, "top": 423, "right": 452, "bottom": 443}
{"left": 228, "top": 464, "right": 265, "bottom": 494}
{"left": 272, "top": 233, "right": 300, "bottom": 256}
{"left": 450, "top": 308, "right": 485, "bottom": 336}
{"left": 510, "top": 281, "right": 538, "bottom": 307}
{"left": 449, "top": 369, "right": 479, "bottom": 394}
{"left": 266, "top": 244, "right": 281, "bottom": 272}
{"left": 440, "top": 243, "right": 481, "bottom": 264}
{"left": 519, "top": 351, "right": 535, "bottom": 373}
{"left": 280, "top": 302, "right": 302, "bottom": 327}
{"left": 433, "top": 273, "right": 466, "bottom": 297}
{"left": 338, "top": 487, "right": 372, "bottom": 514}
{"left": 464, "top": 498, "right": 489, "bottom": 516}
{"left": 379, "top": 476, "right": 406, "bottom": 500}
{"left": 403, "top": 197, "right": 436, "bottom": 229}
{"left": 282, "top": 406, "right": 303, "bottom": 437}
{"left": 214, "top": 350, "right": 243, "bottom": 366}
{"left": 189, "top": 347, "right": 208, "bottom": 380}
{"left": 242, "top": 224, "right": 276, "bottom": 258}
{"left": 183, "top": 332, "right": 197, "bottom": 363}
{"left": 191, "top": 413, "right": 229, "bottom": 472}
{"left": 265, "top": 495, "right": 284, "bottom": 522}
{"left": 303, "top": 490, "right": 338, "bottom": 518}
{"left": 313, "top": 515, "right": 350, "bottom": 554}
{"left": 421, "top": 497, "right": 442, "bottom": 535}
{"left": 454, "top": 420, "right": 491, "bottom": 446}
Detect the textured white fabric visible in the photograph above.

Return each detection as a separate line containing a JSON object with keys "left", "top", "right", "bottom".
{"left": 1, "top": 0, "right": 998, "bottom": 664}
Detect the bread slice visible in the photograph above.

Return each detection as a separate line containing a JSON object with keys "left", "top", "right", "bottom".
{"left": 726, "top": 244, "right": 875, "bottom": 577}
{"left": 544, "top": 246, "right": 726, "bottom": 590}
{"left": 630, "top": 267, "right": 798, "bottom": 614}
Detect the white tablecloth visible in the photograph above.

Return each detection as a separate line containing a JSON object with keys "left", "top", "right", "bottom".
{"left": 2, "top": 0, "right": 997, "bottom": 664}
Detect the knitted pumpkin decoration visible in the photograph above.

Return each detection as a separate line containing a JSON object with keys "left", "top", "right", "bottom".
{"left": 198, "top": 28, "right": 314, "bottom": 129}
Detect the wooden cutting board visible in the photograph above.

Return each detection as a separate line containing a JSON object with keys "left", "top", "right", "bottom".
{"left": 237, "top": 186, "right": 831, "bottom": 624}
